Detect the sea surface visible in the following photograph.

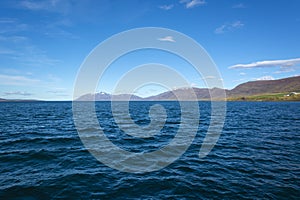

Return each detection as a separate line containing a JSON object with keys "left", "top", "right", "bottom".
{"left": 0, "top": 101, "right": 299, "bottom": 199}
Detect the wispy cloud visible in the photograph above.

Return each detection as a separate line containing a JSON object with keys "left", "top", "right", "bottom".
{"left": 233, "top": 78, "right": 246, "bottom": 82}
{"left": 255, "top": 76, "right": 275, "bottom": 81}
{"left": 0, "top": 74, "right": 40, "bottom": 86}
{"left": 274, "top": 67, "right": 295, "bottom": 74}
{"left": 229, "top": 58, "right": 300, "bottom": 69}
{"left": 232, "top": 3, "right": 246, "bottom": 9}
{"left": 19, "top": 0, "right": 69, "bottom": 14}
{"left": 47, "top": 74, "right": 62, "bottom": 83}
{"left": 4, "top": 91, "right": 33, "bottom": 96}
{"left": 180, "top": 0, "right": 206, "bottom": 9}
{"left": 47, "top": 89, "right": 66, "bottom": 94}
{"left": 20, "top": 0, "right": 48, "bottom": 10}
{"left": 158, "top": 36, "right": 176, "bottom": 42}
{"left": 159, "top": 4, "right": 174, "bottom": 10}
{"left": 1, "top": 35, "right": 60, "bottom": 67}
{"left": 47, "top": 88, "right": 68, "bottom": 98}
{"left": 0, "top": 18, "right": 17, "bottom": 24}
{"left": 14, "top": 1, "right": 76, "bottom": 39}
{"left": 0, "top": 35, "right": 28, "bottom": 43}
{"left": 0, "top": 17, "right": 60, "bottom": 67}
{"left": 214, "top": 25, "right": 226, "bottom": 34}
{"left": 0, "top": 48, "right": 15, "bottom": 55}
{"left": 43, "top": 19, "right": 78, "bottom": 39}
{"left": 239, "top": 72, "right": 246, "bottom": 76}
{"left": 0, "top": 18, "right": 28, "bottom": 34}
{"left": 232, "top": 21, "right": 244, "bottom": 28}
{"left": 17, "top": 46, "right": 61, "bottom": 67}
{"left": 215, "top": 21, "right": 244, "bottom": 34}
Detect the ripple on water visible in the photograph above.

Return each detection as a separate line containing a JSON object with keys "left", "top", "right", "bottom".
{"left": 0, "top": 101, "right": 299, "bottom": 199}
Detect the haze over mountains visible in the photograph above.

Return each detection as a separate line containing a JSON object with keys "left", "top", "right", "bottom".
{"left": 77, "top": 76, "right": 300, "bottom": 101}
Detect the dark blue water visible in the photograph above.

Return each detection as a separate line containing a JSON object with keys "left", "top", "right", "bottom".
{"left": 0, "top": 101, "right": 299, "bottom": 199}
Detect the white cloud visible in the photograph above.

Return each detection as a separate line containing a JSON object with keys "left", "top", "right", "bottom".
{"left": 0, "top": 74, "right": 40, "bottom": 86}
{"left": 239, "top": 72, "right": 246, "bottom": 76}
{"left": 158, "top": 36, "right": 176, "bottom": 42}
{"left": 215, "top": 21, "right": 244, "bottom": 34}
{"left": 255, "top": 76, "right": 275, "bottom": 81}
{"left": 159, "top": 4, "right": 174, "bottom": 10}
{"left": 229, "top": 58, "right": 300, "bottom": 69}
{"left": 4, "top": 91, "right": 33, "bottom": 96}
{"left": 180, "top": 0, "right": 206, "bottom": 9}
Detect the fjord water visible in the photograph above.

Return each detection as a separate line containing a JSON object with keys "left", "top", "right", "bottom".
{"left": 0, "top": 101, "right": 299, "bottom": 199}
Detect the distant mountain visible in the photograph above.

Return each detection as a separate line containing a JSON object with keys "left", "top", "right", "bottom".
{"left": 228, "top": 76, "right": 300, "bottom": 97}
{"left": 76, "top": 88, "right": 228, "bottom": 101}
{"left": 145, "top": 87, "right": 227, "bottom": 100}
{"left": 0, "top": 98, "right": 42, "bottom": 102}
{"left": 76, "top": 92, "right": 111, "bottom": 101}
{"left": 76, "top": 76, "right": 300, "bottom": 101}
{"left": 76, "top": 92, "right": 143, "bottom": 101}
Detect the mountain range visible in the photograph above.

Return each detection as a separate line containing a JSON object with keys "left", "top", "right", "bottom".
{"left": 76, "top": 76, "right": 300, "bottom": 101}
{"left": 1, "top": 76, "right": 299, "bottom": 102}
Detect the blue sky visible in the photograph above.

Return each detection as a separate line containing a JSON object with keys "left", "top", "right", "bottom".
{"left": 0, "top": 0, "right": 300, "bottom": 100}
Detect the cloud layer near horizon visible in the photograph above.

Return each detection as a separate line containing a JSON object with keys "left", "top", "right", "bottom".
{"left": 4, "top": 91, "right": 33, "bottom": 96}
{"left": 229, "top": 58, "right": 300, "bottom": 69}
